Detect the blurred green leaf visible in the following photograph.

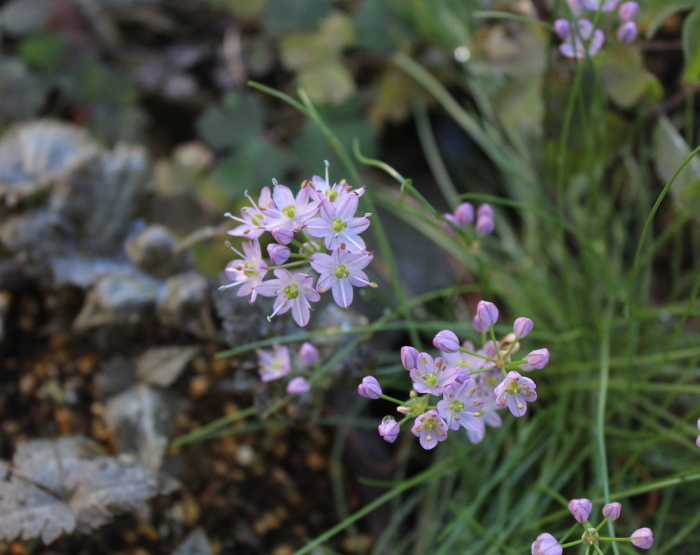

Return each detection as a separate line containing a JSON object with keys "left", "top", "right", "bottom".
{"left": 68, "top": 57, "right": 137, "bottom": 106}
{"left": 280, "top": 12, "right": 356, "bottom": 106}
{"left": 292, "top": 103, "right": 377, "bottom": 177}
{"left": 653, "top": 116, "right": 700, "bottom": 219}
{"left": 682, "top": 7, "right": 700, "bottom": 84}
{"left": 599, "top": 45, "right": 662, "bottom": 108}
{"left": 196, "top": 93, "right": 263, "bottom": 150}
{"left": 215, "top": 138, "right": 289, "bottom": 197}
{"left": 644, "top": 0, "right": 698, "bottom": 37}
{"left": 355, "top": 0, "right": 409, "bottom": 54}
{"left": 263, "top": 0, "right": 332, "bottom": 35}
{"left": 18, "top": 33, "right": 67, "bottom": 71}
{"left": 297, "top": 62, "right": 356, "bottom": 106}
{"left": 492, "top": 75, "right": 544, "bottom": 141}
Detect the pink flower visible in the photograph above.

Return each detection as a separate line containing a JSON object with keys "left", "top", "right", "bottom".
{"left": 287, "top": 376, "right": 310, "bottom": 394}
{"left": 411, "top": 410, "right": 448, "bottom": 450}
{"left": 476, "top": 300, "right": 499, "bottom": 327}
{"left": 513, "top": 317, "right": 534, "bottom": 338}
{"left": 299, "top": 342, "right": 319, "bottom": 365}
{"left": 309, "top": 248, "right": 374, "bottom": 309}
{"left": 559, "top": 19, "right": 605, "bottom": 59}
{"left": 263, "top": 184, "right": 320, "bottom": 242}
{"left": 305, "top": 194, "right": 370, "bottom": 252}
{"left": 401, "top": 346, "right": 419, "bottom": 371}
{"left": 522, "top": 348, "right": 550, "bottom": 371}
{"left": 220, "top": 239, "right": 268, "bottom": 303}
{"left": 255, "top": 269, "right": 320, "bottom": 327}
{"left": 378, "top": 416, "right": 400, "bottom": 443}
{"left": 568, "top": 498, "right": 593, "bottom": 522}
{"left": 257, "top": 344, "right": 291, "bottom": 382}
{"left": 267, "top": 243, "right": 290, "bottom": 265}
{"left": 630, "top": 528, "right": 654, "bottom": 549}
{"left": 433, "top": 330, "right": 460, "bottom": 353}
{"left": 437, "top": 379, "right": 484, "bottom": 432}
{"left": 358, "top": 376, "right": 382, "bottom": 399}
{"left": 225, "top": 188, "right": 271, "bottom": 239}
{"left": 410, "top": 353, "right": 458, "bottom": 396}
{"left": 581, "top": 0, "right": 619, "bottom": 11}
{"left": 602, "top": 502, "right": 621, "bottom": 521}
{"left": 618, "top": 1, "right": 639, "bottom": 20}
{"left": 531, "top": 533, "right": 562, "bottom": 555}
{"left": 494, "top": 371, "right": 537, "bottom": 417}
{"left": 309, "top": 174, "right": 362, "bottom": 204}
{"left": 617, "top": 21, "right": 637, "bottom": 43}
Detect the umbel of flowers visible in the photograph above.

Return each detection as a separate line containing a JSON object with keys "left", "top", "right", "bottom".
{"left": 554, "top": 1, "right": 641, "bottom": 59}
{"left": 255, "top": 341, "right": 320, "bottom": 394}
{"left": 532, "top": 498, "right": 654, "bottom": 553}
{"left": 359, "top": 300, "right": 550, "bottom": 449}
{"left": 220, "top": 164, "right": 377, "bottom": 327}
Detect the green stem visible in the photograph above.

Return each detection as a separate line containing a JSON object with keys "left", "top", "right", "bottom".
{"left": 168, "top": 406, "right": 257, "bottom": 448}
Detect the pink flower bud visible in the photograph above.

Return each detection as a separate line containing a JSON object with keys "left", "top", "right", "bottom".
{"left": 617, "top": 20, "right": 637, "bottom": 43}
{"left": 453, "top": 202, "right": 474, "bottom": 226}
{"left": 378, "top": 416, "right": 400, "bottom": 443}
{"left": 618, "top": 1, "right": 639, "bottom": 20}
{"left": 568, "top": 498, "right": 593, "bottom": 523}
{"left": 401, "top": 346, "right": 419, "bottom": 370}
{"left": 477, "top": 204, "right": 493, "bottom": 219}
{"left": 630, "top": 528, "right": 654, "bottom": 549}
{"left": 286, "top": 376, "right": 310, "bottom": 394}
{"left": 473, "top": 315, "right": 489, "bottom": 333}
{"left": 554, "top": 19, "right": 571, "bottom": 39}
{"left": 476, "top": 300, "right": 499, "bottom": 327}
{"left": 476, "top": 215, "right": 494, "bottom": 236}
{"left": 271, "top": 226, "right": 294, "bottom": 245}
{"left": 522, "top": 348, "right": 550, "bottom": 370}
{"left": 513, "top": 317, "right": 534, "bottom": 338}
{"left": 602, "top": 502, "right": 621, "bottom": 521}
{"left": 433, "top": 330, "right": 460, "bottom": 353}
{"left": 267, "top": 243, "right": 290, "bottom": 265}
{"left": 299, "top": 342, "right": 319, "bottom": 365}
{"left": 483, "top": 341, "right": 497, "bottom": 358}
{"left": 531, "top": 532, "right": 562, "bottom": 555}
{"left": 358, "top": 376, "right": 382, "bottom": 399}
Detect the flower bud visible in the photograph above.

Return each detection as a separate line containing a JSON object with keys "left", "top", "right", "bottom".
{"left": 630, "top": 528, "right": 654, "bottom": 549}
{"left": 401, "top": 346, "right": 419, "bottom": 370}
{"left": 433, "top": 330, "right": 460, "bottom": 353}
{"left": 473, "top": 315, "right": 489, "bottom": 333}
{"left": 522, "top": 348, "right": 550, "bottom": 370}
{"left": 618, "top": 1, "right": 639, "bottom": 20}
{"left": 267, "top": 243, "right": 290, "bottom": 265}
{"left": 477, "top": 203, "right": 493, "bottom": 219}
{"left": 271, "top": 226, "right": 294, "bottom": 245}
{"left": 617, "top": 21, "right": 637, "bottom": 43}
{"left": 378, "top": 416, "right": 400, "bottom": 443}
{"left": 602, "top": 502, "right": 621, "bottom": 521}
{"left": 483, "top": 342, "right": 497, "bottom": 359}
{"left": 476, "top": 300, "right": 499, "bottom": 327}
{"left": 358, "top": 376, "right": 382, "bottom": 399}
{"left": 286, "top": 376, "right": 310, "bottom": 394}
{"left": 454, "top": 202, "right": 474, "bottom": 226}
{"left": 568, "top": 498, "right": 593, "bottom": 523}
{"left": 476, "top": 215, "right": 494, "bottom": 236}
{"left": 513, "top": 317, "right": 534, "bottom": 338}
{"left": 554, "top": 19, "right": 571, "bottom": 39}
{"left": 299, "top": 342, "right": 319, "bottom": 365}
{"left": 531, "top": 533, "right": 562, "bottom": 555}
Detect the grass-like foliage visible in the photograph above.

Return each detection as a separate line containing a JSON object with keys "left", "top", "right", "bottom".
{"left": 178, "top": 2, "right": 700, "bottom": 553}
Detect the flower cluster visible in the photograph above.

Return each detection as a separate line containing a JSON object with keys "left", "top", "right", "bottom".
{"left": 256, "top": 341, "right": 320, "bottom": 394}
{"left": 221, "top": 166, "right": 377, "bottom": 327}
{"left": 533, "top": 498, "right": 653, "bottom": 553}
{"left": 555, "top": 1, "right": 640, "bottom": 59}
{"left": 443, "top": 202, "right": 495, "bottom": 238}
{"left": 359, "top": 300, "right": 550, "bottom": 449}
